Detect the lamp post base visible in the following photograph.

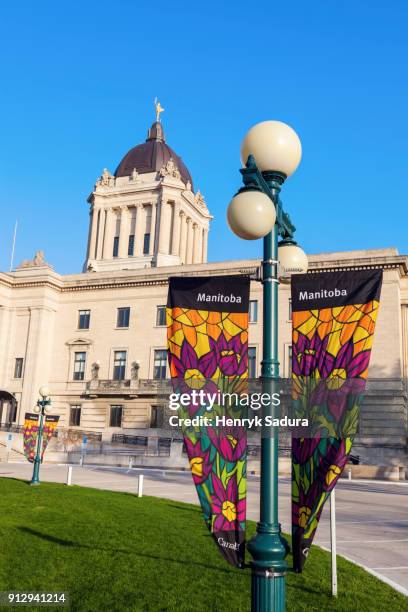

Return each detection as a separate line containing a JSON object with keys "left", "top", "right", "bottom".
{"left": 30, "top": 457, "right": 41, "bottom": 486}
{"left": 247, "top": 524, "right": 289, "bottom": 612}
{"left": 251, "top": 569, "right": 286, "bottom": 612}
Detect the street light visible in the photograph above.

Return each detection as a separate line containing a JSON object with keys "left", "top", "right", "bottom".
{"left": 30, "top": 386, "right": 51, "bottom": 486}
{"left": 278, "top": 239, "right": 309, "bottom": 277}
{"left": 227, "top": 190, "right": 276, "bottom": 240}
{"left": 228, "top": 120, "right": 307, "bottom": 612}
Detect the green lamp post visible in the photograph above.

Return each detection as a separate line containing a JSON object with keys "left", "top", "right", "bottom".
{"left": 30, "top": 385, "right": 51, "bottom": 486}
{"left": 227, "top": 121, "right": 308, "bottom": 612}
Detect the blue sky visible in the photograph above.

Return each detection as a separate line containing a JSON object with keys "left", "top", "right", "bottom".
{"left": 0, "top": 1, "right": 407, "bottom": 274}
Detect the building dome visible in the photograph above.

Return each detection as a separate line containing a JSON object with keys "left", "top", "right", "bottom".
{"left": 114, "top": 121, "right": 193, "bottom": 189}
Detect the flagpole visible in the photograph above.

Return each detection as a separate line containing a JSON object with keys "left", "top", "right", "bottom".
{"left": 330, "top": 489, "right": 338, "bottom": 597}
{"left": 9, "top": 220, "right": 18, "bottom": 272}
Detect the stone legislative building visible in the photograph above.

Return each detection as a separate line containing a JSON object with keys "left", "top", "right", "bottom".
{"left": 0, "top": 112, "right": 407, "bottom": 465}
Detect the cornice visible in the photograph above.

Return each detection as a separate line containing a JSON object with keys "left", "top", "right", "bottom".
{"left": 0, "top": 278, "right": 62, "bottom": 292}
{"left": 60, "top": 265, "right": 258, "bottom": 293}
{"left": 308, "top": 255, "right": 408, "bottom": 275}
{"left": 2, "top": 253, "right": 407, "bottom": 295}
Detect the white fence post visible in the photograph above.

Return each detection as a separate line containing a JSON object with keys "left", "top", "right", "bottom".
{"left": 67, "top": 465, "right": 73, "bottom": 486}
{"left": 330, "top": 488, "right": 338, "bottom": 597}
{"left": 6, "top": 433, "right": 13, "bottom": 463}
{"left": 348, "top": 468, "right": 352, "bottom": 481}
{"left": 128, "top": 457, "right": 133, "bottom": 470}
{"left": 137, "top": 474, "right": 144, "bottom": 498}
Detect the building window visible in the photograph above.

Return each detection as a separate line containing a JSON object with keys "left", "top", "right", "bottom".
{"left": 128, "top": 234, "right": 135, "bottom": 256}
{"left": 143, "top": 233, "right": 150, "bottom": 255}
{"left": 156, "top": 306, "right": 166, "bottom": 326}
{"left": 113, "top": 351, "right": 127, "bottom": 380}
{"left": 249, "top": 300, "right": 258, "bottom": 323}
{"left": 117, "top": 307, "right": 130, "bottom": 328}
{"left": 153, "top": 349, "right": 167, "bottom": 380}
{"left": 150, "top": 405, "right": 164, "bottom": 428}
{"left": 248, "top": 347, "right": 257, "bottom": 378}
{"left": 69, "top": 405, "right": 81, "bottom": 426}
{"left": 78, "top": 310, "right": 91, "bottom": 330}
{"left": 288, "top": 298, "right": 292, "bottom": 321}
{"left": 113, "top": 236, "right": 119, "bottom": 258}
{"left": 14, "top": 358, "right": 24, "bottom": 379}
{"left": 73, "top": 352, "right": 86, "bottom": 381}
{"left": 110, "top": 405, "right": 123, "bottom": 427}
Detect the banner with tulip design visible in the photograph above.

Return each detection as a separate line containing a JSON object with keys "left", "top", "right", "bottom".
{"left": 23, "top": 413, "right": 59, "bottom": 463}
{"left": 23, "top": 413, "right": 39, "bottom": 462}
{"left": 42, "top": 415, "right": 59, "bottom": 458}
{"left": 291, "top": 269, "right": 382, "bottom": 572}
{"left": 167, "top": 275, "right": 250, "bottom": 568}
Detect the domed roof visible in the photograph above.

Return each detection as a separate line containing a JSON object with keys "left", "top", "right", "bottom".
{"left": 114, "top": 121, "right": 193, "bottom": 189}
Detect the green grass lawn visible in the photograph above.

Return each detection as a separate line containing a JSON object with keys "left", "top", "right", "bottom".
{"left": 0, "top": 478, "right": 406, "bottom": 611}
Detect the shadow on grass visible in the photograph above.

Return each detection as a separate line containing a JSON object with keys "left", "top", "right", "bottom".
{"left": 18, "top": 527, "right": 238, "bottom": 575}
{"left": 167, "top": 503, "right": 201, "bottom": 514}
{"left": 287, "top": 581, "right": 327, "bottom": 596}
{"left": 0, "top": 477, "right": 32, "bottom": 487}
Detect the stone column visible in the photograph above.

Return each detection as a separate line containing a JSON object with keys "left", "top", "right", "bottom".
{"left": 0, "top": 306, "right": 11, "bottom": 389}
{"left": 179, "top": 212, "right": 187, "bottom": 263}
{"left": 202, "top": 228, "right": 208, "bottom": 262}
{"left": 192, "top": 223, "right": 200, "bottom": 263}
{"left": 186, "top": 218, "right": 193, "bottom": 264}
{"left": 135, "top": 204, "right": 145, "bottom": 256}
{"left": 149, "top": 202, "right": 157, "bottom": 255}
{"left": 171, "top": 202, "right": 181, "bottom": 256}
{"left": 118, "top": 206, "right": 130, "bottom": 258}
{"left": 96, "top": 209, "right": 105, "bottom": 259}
{"left": 102, "top": 208, "right": 114, "bottom": 259}
{"left": 85, "top": 209, "right": 93, "bottom": 261}
{"left": 21, "top": 307, "right": 56, "bottom": 420}
{"left": 88, "top": 206, "right": 99, "bottom": 260}
{"left": 158, "top": 200, "right": 171, "bottom": 254}
{"left": 401, "top": 305, "right": 408, "bottom": 379}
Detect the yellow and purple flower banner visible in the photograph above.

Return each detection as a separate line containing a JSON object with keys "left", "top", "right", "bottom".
{"left": 23, "top": 413, "right": 59, "bottom": 463}
{"left": 23, "top": 413, "right": 39, "bottom": 463}
{"left": 167, "top": 275, "right": 250, "bottom": 567}
{"left": 42, "top": 415, "right": 59, "bottom": 458}
{"left": 291, "top": 269, "right": 382, "bottom": 571}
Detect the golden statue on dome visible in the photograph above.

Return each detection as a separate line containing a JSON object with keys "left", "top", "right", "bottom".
{"left": 154, "top": 97, "right": 164, "bottom": 122}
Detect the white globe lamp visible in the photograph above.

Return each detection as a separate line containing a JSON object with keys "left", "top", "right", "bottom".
{"left": 278, "top": 241, "right": 308, "bottom": 278}
{"left": 227, "top": 190, "right": 276, "bottom": 240}
{"left": 39, "top": 385, "right": 50, "bottom": 399}
{"left": 241, "top": 120, "right": 302, "bottom": 177}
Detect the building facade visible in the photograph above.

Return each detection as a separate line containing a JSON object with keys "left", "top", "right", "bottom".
{"left": 0, "top": 116, "right": 407, "bottom": 464}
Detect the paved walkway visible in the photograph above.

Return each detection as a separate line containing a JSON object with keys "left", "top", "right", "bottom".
{"left": 1, "top": 460, "right": 407, "bottom": 596}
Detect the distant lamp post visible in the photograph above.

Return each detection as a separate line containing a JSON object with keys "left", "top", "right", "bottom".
{"left": 30, "top": 386, "right": 51, "bottom": 486}
{"left": 132, "top": 360, "right": 140, "bottom": 377}
{"left": 131, "top": 360, "right": 141, "bottom": 388}
{"left": 92, "top": 360, "right": 101, "bottom": 380}
{"left": 227, "top": 120, "right": 307, "bottom": 612}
